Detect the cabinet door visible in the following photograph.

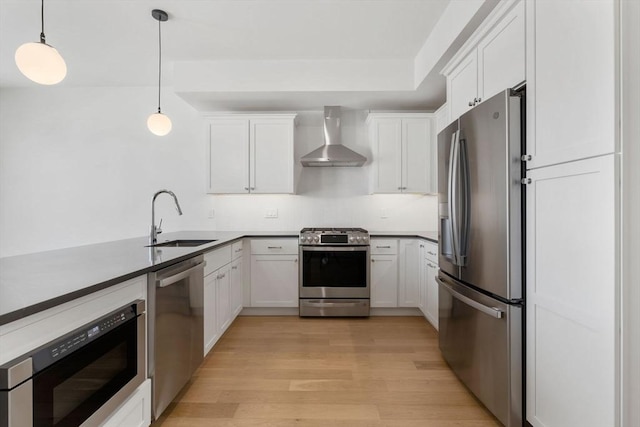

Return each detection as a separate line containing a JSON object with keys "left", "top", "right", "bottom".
{"left": 402, "top": 119, "right": 431, "bottom": 193}
{"left": 208, "top": 119, "right": 249, "bottom": 193}
{"left": 448, "top": 52, "right": 478, "bottom": 121}
{"left": 372, "top": 118, "right": 403, "bottom": 193}
{"left": 203, "top": 272, "right": 218, "bottom": 355}
{"left": 216, "top": 265, "right": 232, "bottom": 336}
{"left": 398, "top": 240, "right": 420, "bottom": 307}
{"left": 250, "top": 119, "right": 294, "bottom": 194}
{"left": 425, "top": 261, "right": 439, "bottom": 330}
{"left": 370, "top": 254, "right": 398, "bottom": 307}
{"left": 477, "top": 0, "right": 525, "bottom": 101}
{"left": 230, "top": 257, "right": 243, "bottom": 318}
{"left": 250, "top": 255, "right": 299, "bottom": 307}
{"left": 526, "top": 155, "right": 616, "bottom": 427}
{"left": 525, "top": 0, "right": 616, "bottom": 169}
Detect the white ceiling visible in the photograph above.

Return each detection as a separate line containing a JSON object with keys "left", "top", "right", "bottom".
{"left": 0, "top": 0, "right": 477, "bottom": 110}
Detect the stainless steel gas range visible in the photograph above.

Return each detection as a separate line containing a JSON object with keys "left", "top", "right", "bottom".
{"left": 298, "top": 228, "right": 370, "bottom": 317}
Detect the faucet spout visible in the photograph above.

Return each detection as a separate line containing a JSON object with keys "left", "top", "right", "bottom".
{"left": 150, "top": 189, "right": 183, "bottom": 245}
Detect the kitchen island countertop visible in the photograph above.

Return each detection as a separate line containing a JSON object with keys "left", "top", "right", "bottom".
{"left": 0, "top": 230, "right": 437, "bottom": 325}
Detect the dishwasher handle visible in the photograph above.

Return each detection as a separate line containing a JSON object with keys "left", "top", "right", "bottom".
{"left": 436, "top": 277, "right": 503, "bottom": 319}
{"left": 158, "top": 261, "right": 206, "bottom": 288}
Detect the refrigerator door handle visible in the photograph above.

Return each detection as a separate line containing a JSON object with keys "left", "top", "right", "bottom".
{"left": 437, "top": 277, "right": 504, "bottom": 319}
{"left": 458, "top": 138, "right": 470, "bottom": 266}
{"left": 449, "top": 130, "right": 461, "bottom": 265}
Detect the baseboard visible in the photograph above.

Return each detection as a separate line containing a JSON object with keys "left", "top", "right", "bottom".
{"left": 239, "top": 307, "right": 423, "bottom": 317}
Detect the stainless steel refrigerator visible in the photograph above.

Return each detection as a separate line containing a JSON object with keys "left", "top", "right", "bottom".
{"left": 437, "top": 88, "right": 524, "bottom": 427}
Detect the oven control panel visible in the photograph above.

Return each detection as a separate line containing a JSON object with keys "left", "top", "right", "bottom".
{"left": 299, "top": 228, "right": 370, "bottom": 246}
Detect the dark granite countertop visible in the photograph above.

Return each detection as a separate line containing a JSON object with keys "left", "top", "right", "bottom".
{"left": 0, "top": 229, "right": 436, "bottom": 326}
{"left": 370, "top": 231, "right": 438, "bottom": 243}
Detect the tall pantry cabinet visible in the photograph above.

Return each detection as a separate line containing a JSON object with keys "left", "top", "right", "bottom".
{"left": 524, "top": 1, "right": 619, "bottom": 426}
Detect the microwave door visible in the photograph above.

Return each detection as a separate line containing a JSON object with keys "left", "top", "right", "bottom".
{"left": 438, "top": 120, "right": 461, "bottom": 279}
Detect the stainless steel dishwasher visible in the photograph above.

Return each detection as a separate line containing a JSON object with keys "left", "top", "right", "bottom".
{"left": 148, "top": 255, "right": 205, "bottom": 420}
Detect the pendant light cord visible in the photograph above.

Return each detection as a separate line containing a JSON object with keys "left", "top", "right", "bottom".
{"left": 157, "top": 17, "right": 162, "bottom": 114}
{"left": 40, "top": 0, "right": 45, "bottom": 43}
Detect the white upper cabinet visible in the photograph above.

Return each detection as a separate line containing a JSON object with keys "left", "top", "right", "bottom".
{"left": 442, "top": 0, "right": 525, "bottom": 122}
{"left": 207, "top": 119, "right": 249, "bottom": 194}
{"left": 367, "top": 113, "right": 434, "bottom": 194}
{"left": 525, "top": 0, "right": 616, "bottom": 169}
{"left": 448, "top": 52, "right": 480, "bottom": 121}
{"left": 206, "top": 114, "right": 296, "bottom": 194}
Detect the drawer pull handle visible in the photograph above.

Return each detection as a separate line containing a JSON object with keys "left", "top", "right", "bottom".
{"left": 267, "top": 246, "right": 283, "bottom": 249}
{"left": 231, "top": 266, "right": 238, "bottom": 270}
{"left": 217, "top": 273, "right": 226, "bottom": 279}
{"left": 427, "top": 251, "right": 436, "bottom": 256}
{"left": 427, "top": 263, "right": 437, "bottom": 268}
{"left": 376, "top": 245, "right": 391, "bottom": 249}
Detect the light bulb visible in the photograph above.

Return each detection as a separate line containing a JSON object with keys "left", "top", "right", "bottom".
{"left": 15, "top": 42, "right": 67, "bottom": 85}
{"left": 147, "top": 112, "right": 172, "bottom": 136}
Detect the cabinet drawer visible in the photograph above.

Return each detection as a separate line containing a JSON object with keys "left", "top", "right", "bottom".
{"left": 231, "top": 240, "right": 244, "bottom": 260}
{"left": 371, "top": 239, "right": 398, "bottom": 255}
{"left": 423, "top": 241, "right": 439, "bottom": 264}
{"left": 251, "top": 238, "right": 298, "bottom": 255}
{"left": 204, "top": 245, "right": 232, "bottom": 276}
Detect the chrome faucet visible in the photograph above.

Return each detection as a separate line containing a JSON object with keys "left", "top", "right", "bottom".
{"left": 150, "top": 189, "right": 183, "bottom": 245}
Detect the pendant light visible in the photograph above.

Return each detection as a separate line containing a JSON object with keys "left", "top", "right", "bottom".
{"left": 147, "top": 9, "right": 172, "bottom": 136}
{"left": 15, "top": 0, "right": 67, "bottom": 85}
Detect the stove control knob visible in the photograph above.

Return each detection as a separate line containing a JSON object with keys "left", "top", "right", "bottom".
{"left": 362, "top": 236, "right": 368, "bottom": 243}
{"left": 356, "top": 236, "right": 362, "bottom": 242}
{"left": 301, "top": 236, "right": 307, "bottom": 243}
{"left": 349, "top": 236, "right": 356, "bottom": 242}
{"left": 313, "top": 236, "right": 319, "bottom": 243}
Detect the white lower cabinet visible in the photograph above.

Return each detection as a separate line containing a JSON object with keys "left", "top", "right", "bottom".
{"left": 230, "top": 257, "right": 243, "bottom": 317}
{"left": 203, "top": 272, "right": 218, "bottom": 354}
{"left": 215, "top": 264, "right": 232, "bottom": 336}
{"left": 419, "top": 240, "right": 439, "bottom": 329}
{"left": 250, "top": 238, "right": 299, "bottom": 307}
{"left": 101, "top": 379, "right": 151, "bottom": 427}
{"left": 203, "top": 242, "right": 243, "bottom": 356}
{"left": 370, "top": 239, "right": 399, "bottom": 307}
{"left": 370, "top": 255, "right": 398, "bottom": 307}
{"left": 398, "top": 240, "right": 420, "bottom": 307}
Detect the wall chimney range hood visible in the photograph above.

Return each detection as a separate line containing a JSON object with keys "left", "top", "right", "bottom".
{"left": 300, "top": 106, "right": 367, "bottom": 167}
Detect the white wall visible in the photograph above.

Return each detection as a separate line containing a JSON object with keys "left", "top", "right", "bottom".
{"left": 0, "top": 92, "right": 437, "bottom": 257}
{"left": 0, "top": 86, "right": 208, "bottom": 257}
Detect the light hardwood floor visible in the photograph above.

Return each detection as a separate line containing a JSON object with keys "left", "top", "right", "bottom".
{"left": 153, "top": 316, "right": 501, "bottom": 426}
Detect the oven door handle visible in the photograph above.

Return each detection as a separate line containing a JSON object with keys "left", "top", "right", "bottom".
{"left": 157, "top": 261, "right": 206, "bottom": 288}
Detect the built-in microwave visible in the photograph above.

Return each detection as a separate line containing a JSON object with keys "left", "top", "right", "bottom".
{"left": 0, "top": 300, "right": 146, "bottom": 427}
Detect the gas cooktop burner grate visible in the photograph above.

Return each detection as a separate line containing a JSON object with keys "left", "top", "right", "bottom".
{"left": 300, "top": 227, "right": 368, "bottom": 233}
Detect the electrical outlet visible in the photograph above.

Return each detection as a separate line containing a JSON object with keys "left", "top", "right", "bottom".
{"left": 265, "top": 209, "right": 279, "bottom": 218}
{"left": 207, "top": 209, "right": 215, "bottom": 219}
{"left": 380, "top": 209, "right": 389, "bottom": 219}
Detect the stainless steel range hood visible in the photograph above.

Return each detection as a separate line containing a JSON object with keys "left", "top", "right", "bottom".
{"left": 300, "top": 106, "right": 367, "bottom": 167}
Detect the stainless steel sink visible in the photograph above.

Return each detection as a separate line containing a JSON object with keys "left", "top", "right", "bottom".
{"left": 148, "top": 239, "right": 216, "bottom": 248}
